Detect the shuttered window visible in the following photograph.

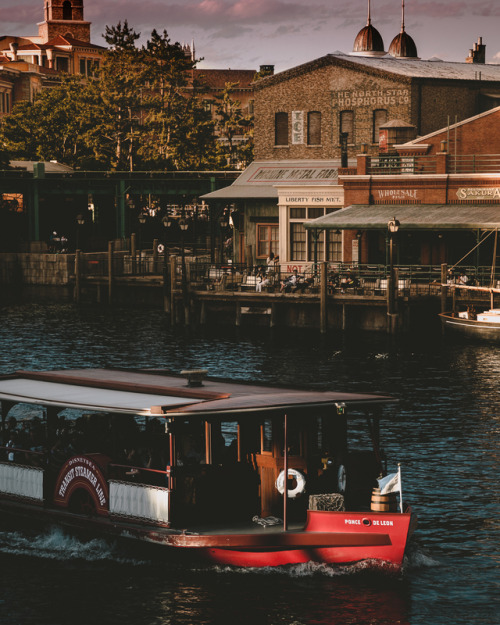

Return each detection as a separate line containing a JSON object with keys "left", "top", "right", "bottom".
{"left": 373, "top": 109, "right": 388, "bottom": 143}
{"left": 340, "top": 111, "right": 354, "bottom": 144}
{"left": 275, "top": 112, "right": 289, "bottom": 146}
{"left": 307, "top": 111, "right": 321, "bottom": 145}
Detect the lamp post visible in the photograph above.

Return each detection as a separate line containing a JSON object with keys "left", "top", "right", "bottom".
{"left": 76, "top": 214, "right": 85, "bottom": 251}
{"left": 219, "top": 209, "right": 229, "bottom": 264}
{"left": 138, "top": 212, "right": 147, "bottom": 274}
{"left": 387, "top": 217, "right": 400, "bottom": 320}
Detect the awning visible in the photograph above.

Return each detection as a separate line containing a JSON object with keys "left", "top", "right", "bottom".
{"left": 201, "top": 159, "right": 350, "bottom": 201}
{"left": 305, "top": 204, "right": 500, "bottom": 230}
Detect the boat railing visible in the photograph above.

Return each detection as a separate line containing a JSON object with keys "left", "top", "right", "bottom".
{"left": 108, "top": 462, "right": 170, "bottom": 487}
{"left": 0, "top": 445, "right": 47, "bottom": 467}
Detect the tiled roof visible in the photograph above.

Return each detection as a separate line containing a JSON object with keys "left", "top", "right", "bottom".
{"left": 192, "top": 69, "right": 256, "bottom": 90}
{"left": 256, "top": 53, "right": 500, "bottom": 89}
{"left": 44, "top": 35, "right": 105, "bottom": 50}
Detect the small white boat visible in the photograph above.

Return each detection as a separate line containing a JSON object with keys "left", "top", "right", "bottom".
{"left": 440, "top": 307, "right": 500, "bottom": 341}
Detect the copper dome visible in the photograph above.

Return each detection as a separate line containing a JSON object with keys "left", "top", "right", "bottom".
{"left": 388, "top": 30, "right": 418, "bottom": 58}
{"left": 353, "top": 23, "right": 385, "bottom": 56}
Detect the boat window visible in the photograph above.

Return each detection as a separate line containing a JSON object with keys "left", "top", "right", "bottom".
{"left": 261, "top": 420, "right": 273, "bottom": 453}
{"left": 177, "top": 420, "right": 206, "bottom": 466}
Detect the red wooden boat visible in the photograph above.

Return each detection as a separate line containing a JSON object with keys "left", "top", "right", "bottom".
{"left": 0, "top": 368, "right": 416, "bottom": 568}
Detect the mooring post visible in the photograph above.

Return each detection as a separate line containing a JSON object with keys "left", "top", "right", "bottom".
{"left": 170, "top": 256, "right": 177, "bottom": 326}
{"left": 108, "top": 240, "right": 114, "bottom": 304}
{"left": 441, "top": 263, "right": 448, "bottom": 313}
{"left": 131, "top": 233, "right": 137, "bottom": 275}
{"left": 320, "top": 261, "right": 327, "bottom": 334}
{"left": 74, "top": 250, "right": 81, "bottom": 303}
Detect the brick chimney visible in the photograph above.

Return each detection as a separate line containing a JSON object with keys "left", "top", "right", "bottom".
{"left": 466, "top": 37, "right": 486, "bottom": 64}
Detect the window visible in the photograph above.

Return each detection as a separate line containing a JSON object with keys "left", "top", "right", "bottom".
{"left": 257, "top": 224, "right": 279, "bottom": 258}
{"left": 203, "top": 99, "right": 212, "bottom": 112}
{"left": 290, "top": 223, "right": 307, "bottom": 261}
{"left": 289, "top": 207, "right": 342, "bottom": 262}
{"left": 56, "top": 57, "right": 69, "bottom": 72}
{"left": 275, "top": 112, "right": 288, "bottom": 146}
{"left": 79, "top": 59, "right": 86, "bottom": 74}
{"left": 373, "top": 109, "right": 388, "bottom": 143}
{"left": 327, "top": 230, "right": 342, "bottom": 262}
{"left": 340, "top": 110, "right": 354, "bottom": 144}
{"left": 62, "top": 0, "right": 72, "bottom": 20}
{"left": 248, "top": 99, "right": 254, "bottom": 115}
{"left": 307, "top": 111, "right": 321, "bottom": 145}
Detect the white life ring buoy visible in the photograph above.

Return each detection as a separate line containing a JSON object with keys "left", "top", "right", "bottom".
{"left": 275, "top": 469, "right": 306, "bottom": 499}
{"left": 337, "top": 463, "right": 347, "bottom": 494}
{"left": 157, "top": 243, "right": 165, "bottom": 254}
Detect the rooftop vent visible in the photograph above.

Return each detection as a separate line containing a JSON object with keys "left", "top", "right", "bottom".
{"left": 181, "top": 369, "right": 208, "bottom": 387}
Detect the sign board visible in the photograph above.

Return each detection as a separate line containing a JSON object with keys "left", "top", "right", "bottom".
{"left": 292, "top": 111, "right": 304, "bottom": 145}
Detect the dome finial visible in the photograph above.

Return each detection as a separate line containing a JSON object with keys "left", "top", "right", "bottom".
{"left": 352, "top": 0, "right": 386, "bottom": 56}
{"left": 401, "top": 0, "right": 405, "bottom": 33}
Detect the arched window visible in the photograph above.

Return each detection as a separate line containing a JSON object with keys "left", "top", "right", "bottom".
{"left": 307, "top": 111, "right": 321, "bottom": 145}
{"left": 62, "top": 1, "right": 73, "bottom": 20}
{"left": 275, "top": 112, "right": 288, "bottom": 146}
{"left": 340, "top": 110, "right": 354, "bottom": 144}
{"left": 373, "top": 109, "right": 388, "bottom": 143}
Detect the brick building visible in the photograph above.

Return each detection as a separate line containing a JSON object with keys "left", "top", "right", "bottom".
{"left": 305, "top": 106, "right": 500, "bottom": 269}
{"left": 206, "top": 2, "right": 500, "bottom": 268}
{"left": 253, "top": 51, "right": 500, "bottom": 163}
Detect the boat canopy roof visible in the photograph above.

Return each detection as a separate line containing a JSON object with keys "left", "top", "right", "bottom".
{"left": 0, "top": 369, "right": 396, "bottom": 418}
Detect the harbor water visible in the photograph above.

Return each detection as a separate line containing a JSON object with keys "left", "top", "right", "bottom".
{"left": 0, "top": 299, "right": 498, "bottom": 625}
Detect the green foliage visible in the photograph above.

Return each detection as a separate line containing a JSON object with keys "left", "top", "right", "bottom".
{"left": 0, "top": 23, "right": 251, "bottom": 171}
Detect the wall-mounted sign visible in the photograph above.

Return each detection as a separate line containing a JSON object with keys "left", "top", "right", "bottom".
{"left": 279, "top": 187, "right": 344, "bottom": 206}
{"left": 457, "top": 188, "right": 500, "bottom": 200}
{"left": 251, "top": 167, "right": 339, "bottom": 182}
{"left": 292, "top": 111, "right": 304, "bottom": 145}
{"left": 376, "top": 189, "right": 419, "bottom": 200}
{"left": 337, "top": 88, "right": 410, "bottom": 108}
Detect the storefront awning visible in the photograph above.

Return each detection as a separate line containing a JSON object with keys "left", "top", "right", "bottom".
{"left": 305, "top": 204, "right": 500, "bottom": 230}
{"left": 201, "top": 159, "right": 351, "bottom": 201}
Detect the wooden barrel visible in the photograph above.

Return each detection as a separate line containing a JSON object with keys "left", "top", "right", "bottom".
{"left": 370, "top": 487, "right": 398, "bottom": 512}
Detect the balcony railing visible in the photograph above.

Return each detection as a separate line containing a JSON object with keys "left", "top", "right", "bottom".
{"left": 367, "top": 154, "right": 500, "bottom": 176}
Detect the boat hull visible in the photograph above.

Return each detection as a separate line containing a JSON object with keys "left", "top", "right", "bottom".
{"left": 439, "top": 312, "right": 500, "bottom": 342}
{"left": 0, "top": 497, "right": 415, "bottom": 569}
{"left": 203, "top": 509, "right": 415, "bottom": 568}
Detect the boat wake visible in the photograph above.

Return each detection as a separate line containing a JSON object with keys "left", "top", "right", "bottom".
{"left": 212, "top": 559, "right": 403, "bottom": 578}
{"left": 0, "top": 527, "right": 145, "bottom": 564}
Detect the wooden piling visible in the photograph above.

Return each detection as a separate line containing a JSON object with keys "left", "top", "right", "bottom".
{"left": 131, "top": 233, "right": 137, "bottom": 275}
{"left": 74, "top": 250, "right": 81, "bottom": 303}
{"left": 320, "top": 262, "right": 327, "bottom": 334}
{"left": 441, "top": 263, "right": 448, "bottom": 313}
{"left": 170, "top": 256, "right": 177, "bottom": 326}
{"left": 108, "top": 240, "right": 114, "bottom": 304}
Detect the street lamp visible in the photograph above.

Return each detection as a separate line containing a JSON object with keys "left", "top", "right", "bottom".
{"left": 76, "top": 214, "right": 85, "bottom": 251}
{"left": 219, "top": 209, "right": 229, "bottom": 263}
{"left": 387, "top": 217, "right": 400, "bottom": 318}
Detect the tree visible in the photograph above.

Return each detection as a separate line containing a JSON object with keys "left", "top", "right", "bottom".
{"left": 214, "top": 82, "right": 254, "bottom": 169}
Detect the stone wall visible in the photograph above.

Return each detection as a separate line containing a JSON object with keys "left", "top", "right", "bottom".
{"left": 0, "top": 253, "right": 73, "bottom": 285}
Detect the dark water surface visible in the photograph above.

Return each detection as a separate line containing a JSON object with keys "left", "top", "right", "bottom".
{"left": 0, "top": 301, "right": 498, "bottom": 625}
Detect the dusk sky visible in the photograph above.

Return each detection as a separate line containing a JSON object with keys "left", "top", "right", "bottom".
{"left": 1, "top": 0, "right": 500, "bottom": 72}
